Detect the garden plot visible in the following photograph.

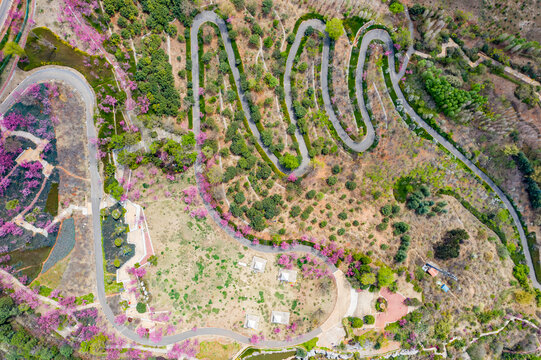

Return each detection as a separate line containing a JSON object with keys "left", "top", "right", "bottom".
{"left": 101, "top": 203, "right": 135, "bottom": 274}
{"left": 140, "top": 177, "right": 336, "bottom": 340}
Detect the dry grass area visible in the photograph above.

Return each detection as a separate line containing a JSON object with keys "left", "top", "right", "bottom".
{"left": 137, "top": 170, "right": 335, "bottom": 340}
{"left": 410, "top": 195, "right": 516, "bottom": 304}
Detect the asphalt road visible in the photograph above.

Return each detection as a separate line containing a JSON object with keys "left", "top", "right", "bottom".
{"left": 0, "top": 0, "right": 13, "bottom": 38}
{"left": 1, "top": 8, "right": 539, "bottom": 350}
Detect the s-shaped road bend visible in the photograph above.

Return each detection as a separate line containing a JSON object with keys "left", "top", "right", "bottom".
{"left": 1, "top": 9, "right": 538, "bottom": 349}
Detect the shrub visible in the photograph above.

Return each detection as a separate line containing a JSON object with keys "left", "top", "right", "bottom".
{"left": 514, "top": 83, "right": 538, "bottom": 107}
{"left": 496, "top": 244, "right": 508, "bottom": 259}
{"left": 301, "top": 337, "right": 318, "bottom": 351}
{"left": 348, "top": 316, "right": 363, "bottom": 328}
{"left": 306, "top": 190, "right": 316, "bottom": 199}
{"left": 363, "top": 315, "right": 375, "bottom": 325}
{"left": 376, "top": 222, "right": 388, "bottom": 231}
{"left": 113, "top": 258, "right": 120, "bottom": 268}
{"left": 338, "top": 212, "right": 347, "bottom": 220}
{"left": 111, "top": 209, "right": 122, "bottom": 220}
{"left": 404, "top": 297, "right": 421, "bottom": 306}
{"left": 380, "top": 205, "right": 392, "bottom": 216}
{"left": 345, "top": 181, "right": 357, "bottom": 190}
{"left": 136, "top": 302, "right": 147, "bottom": 313}
{"left": 289, "top": 205, "right": 301, "bottom": 218}
{"left": 331, "top": 165, "right": 341, "bottom": 174}
{"left": 114, "top": 238, "right": 122, "bottom": 247}
{"left": 392, "top": 222, "right": 409, "bottom": 235}
{"left": 300, "top": 206, "right": 314, "bottom": 221}
{"left": 327, "top": 176, "right": 337, "bottom": 186}
{"left": 234, "top": 192, "right": 246, "bottom": 204}
{"left": 514, "top": 290, "right": 534, "bottom": 305}
{"left": 513, "top": 264, "right": 530, "bottom": 288}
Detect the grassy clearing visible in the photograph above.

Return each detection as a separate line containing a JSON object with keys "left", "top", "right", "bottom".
{"left": 196, "top": 341, "right": 241, "bottom": 360}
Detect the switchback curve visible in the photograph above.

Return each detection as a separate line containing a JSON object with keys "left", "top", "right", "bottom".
{"left": 1, "top": 7, "right": 538, "bottom": 352}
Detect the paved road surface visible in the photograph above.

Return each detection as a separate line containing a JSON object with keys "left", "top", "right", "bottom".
{"left": 0, "top": 0, "right": 13, "bottom": 39}
{"left": 1, "top": 8, "right": 539, "bottom": 350}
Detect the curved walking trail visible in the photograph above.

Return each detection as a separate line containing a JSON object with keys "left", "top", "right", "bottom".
{"left": 0, "top": 7, "right": 539, "bottom": 351}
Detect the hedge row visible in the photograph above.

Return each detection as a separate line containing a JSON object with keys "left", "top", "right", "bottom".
{"left": 186, "top": 27, "right": 193, "bottom": 129}
{"left": 197, "top": 28, "right": 206, "bottom": 128}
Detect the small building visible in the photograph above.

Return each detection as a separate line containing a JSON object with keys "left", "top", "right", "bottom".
{"left": 251, "top": 256, "right": 267, "bottom": 273}
{"left": 271, "top": 311, "right": 290, "bottom": 325}
{"left": 278, "top": 269, "right": 298, "bottom": 283}
{"left": 441, "top": 284, "right": 449, "bottom": 293}
{"left": 244, "top": 314, "right": 259, "bottom": 330}
{"left": 422, "top": 264, "right": 438, "bottom": 277}
{"left": 427, "top": 268, "right": 438, "bottom": 277}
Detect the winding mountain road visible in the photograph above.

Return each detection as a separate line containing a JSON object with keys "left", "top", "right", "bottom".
{"left": 0, "top": 8, "right": 539, "bottom": 351}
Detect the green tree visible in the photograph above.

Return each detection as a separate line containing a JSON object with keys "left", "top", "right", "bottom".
{"left": 360, "top": 272, "right": 376, "bottom": 286}
{"left": 380, "top": 204, "right": 392, "bottom": 216}
{"left": 377, "top": 267, "right": 394, "bottom": 287}
{"left": 363, "top": 315, "right": 375, "bottom": 324}
{"left": 279, "top": 153, "right": 300, "bottom": 170}
{"left": 261, "top": 0, "right": 273, "bottom": 15}
{"left": 59, "top": 344, "right": 73, "bottom": 358}
{"left": 348, "top": 317, "right": 363, "bottom": 328}
{"left": 392, "top": 222, "right": 409, "bottom": 235}
{"left": 136, "top": 302, "right": 147, "bottom": 313}
{"left": 289, "top": 205, "right": 301, "bottom": 217}
{"left": 434, "top": 229, "right": 469, "bottom": 260}
{"left": 325, "top": 18, "right": 344, "bottom": 41}
{"left": 0, "top": 297, "right": 19, "bottom": 325}
{"left": 2, "top": 42, "right": 25, "bottom": 56}
{"left": 389, "top": 1, "right": 404, "bottom": 14}
{"left": 327, "top": 176, "right": 337, "bottom": 186}
{"left": 306, "top": 190, "right": 316, "bottom": 199}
